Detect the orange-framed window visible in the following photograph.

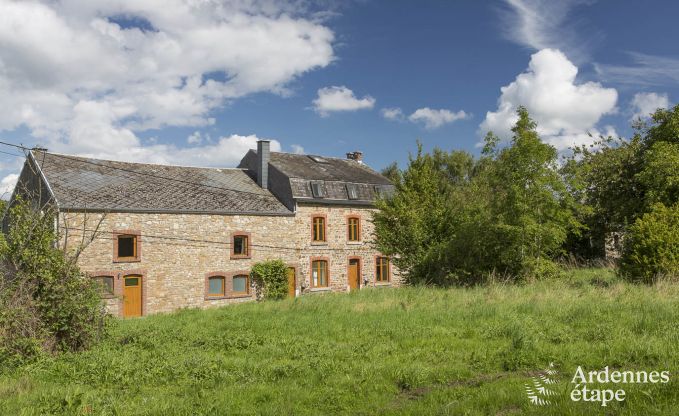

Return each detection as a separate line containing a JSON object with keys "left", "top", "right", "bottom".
{"left": 348, "top": 217, "right": 360, "bottom": 242}
{"left": 92, "top": 276, "right": 114, "bottom": 296}
{"left": 232, "top": 274, "right": 249, "bottom": 295}
{"left": 233, "top": 235, "right": 249, "bottom": 256}
{"left": 116, "top": 234, "right": 139, "bottom": 261}
{"left": 311, "top": 260, "right": 328, "bottom": 287}
{"left": 376, "top": 257, "right": 390, "bottom": 282}
{"left": 312, "top": 216, "right": 326, "bottom": 242}
{"left": 207, "top": 276, "right": 226, "bottom": 297}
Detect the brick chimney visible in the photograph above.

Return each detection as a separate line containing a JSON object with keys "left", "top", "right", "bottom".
{"left": 346, "top": 151, "right": 363, "bottom": 163}
{"left": 257, "top": 140, "right": 270, "bottom": 189}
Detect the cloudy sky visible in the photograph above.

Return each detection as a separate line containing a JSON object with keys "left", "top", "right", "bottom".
{"left": 0, "top": 0, "right": 677, "bottom": 195}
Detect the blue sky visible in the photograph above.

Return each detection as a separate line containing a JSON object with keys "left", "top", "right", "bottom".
{"left": 0, "top": 0, "right": 678, "bottom": 194}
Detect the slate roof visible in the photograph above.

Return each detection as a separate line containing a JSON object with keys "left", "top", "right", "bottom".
{"left": 237, "top": 150, "right": 394, "bottom": 204}
{"left": 30, "top": 151, "right": 292, "bottom": 215}
{"left": 268, "top": 153, "right": 392, "bottom": 185}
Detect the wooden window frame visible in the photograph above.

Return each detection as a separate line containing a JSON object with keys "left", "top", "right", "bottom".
{"left": 375, "top": 256, "right": 391, "bottom": 283}
{"left": 231, "top": 231, "right": 252, "bottom": 259}
{"left": 113, "top": 229, "right": 141, "bottom": 263}
{"left": 205, "top": 271, "right": 252, "bottom": 300}
{"left": 231, "top": 274, "right": 250, "bottom": 296}
{"left": 346, "top": 215, "right": 361, "bottom": 243}
{"left": 206, "top": 274, "right": 226, "bottom": 298}
{"left": 309, "top": 257, "right": 330, "bottom": 289}
{"left": 311, "top": 214, "right": 327, "bottom": 244}
{"left": 91, "top": 275, "right": 115, "bottom": 298}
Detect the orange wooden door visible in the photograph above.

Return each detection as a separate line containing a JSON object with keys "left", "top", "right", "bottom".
{"left": 348, "top": 259, "right": 360, "bottom": 290}
{"left": 287, "top": 267, "right": 296, "bottom": 298}
{"left": 123, "top": 275, "right": 142, "bottom": 317}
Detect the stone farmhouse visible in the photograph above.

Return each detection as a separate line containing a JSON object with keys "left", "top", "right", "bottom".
{"left": 9, "top": 141, "right": 399, "bottom": 317}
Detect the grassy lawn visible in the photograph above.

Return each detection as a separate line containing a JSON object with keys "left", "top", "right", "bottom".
{"left": 1, "top": 268, "right": 678, "bottom": 415}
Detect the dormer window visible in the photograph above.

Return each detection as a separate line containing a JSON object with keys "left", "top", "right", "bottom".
{"left": 346, "top": 183, "right": 359, "bottom": 200}
{"left": 311, "top": 181, "right": 326, "bottom": 198}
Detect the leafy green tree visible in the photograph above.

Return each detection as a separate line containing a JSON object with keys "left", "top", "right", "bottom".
{"left": 563, "top": 103, "right": 679, "bottom": 258}
{"left": 482, "top": 107, "right": 577, "bottom": 277}
{"left": 373, "top": 143, "right": 473, "bottom": 284}
{"left": 619, "top": 203, "right": 679, "bottom": 283}
{"left": 380, "top": 162, "right": 401, "bottom": 183}
{"left": 0, "top": 200, "right": 108, "bottom": 367}
{"left": 374, "top": 108, "right": 575, "bottom": 283}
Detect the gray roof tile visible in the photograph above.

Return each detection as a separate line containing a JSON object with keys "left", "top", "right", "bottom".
{"left": 32, "top": 151, "right": 292, "bottom": 215}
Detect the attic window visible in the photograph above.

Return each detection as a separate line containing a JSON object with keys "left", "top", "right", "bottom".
{"left": 310, "top": 182, "right": 326, "bottom": 198}
{"left": 346, "top": 184, "right": 359, "bottom": 200}
{"left": 308, "top": 155, "right": 328, "bottom": 163}
{"left": 373, "top": 185, "right": 382, "bottom": 197}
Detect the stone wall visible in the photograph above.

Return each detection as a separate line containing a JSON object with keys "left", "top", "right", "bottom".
{"left": 61, "top": 203, "right": 401, "bottom": 316}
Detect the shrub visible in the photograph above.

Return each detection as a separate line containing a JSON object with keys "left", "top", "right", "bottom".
{"left": 619, "top": 203, "right": 679, "bottom": 283}
{"left": 0, "top": 200, "right": 108, "bottom": 368}
{"left": 250, "top": 259, "right": 288, "bottom": 300}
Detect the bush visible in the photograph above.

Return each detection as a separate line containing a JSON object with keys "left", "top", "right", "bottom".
{"left": 251, "top": 259, "right": 288, "bottom": 300}
{"left": 0, "top": 200, "right": 108, "bottom": 368}
{"left": 619, "top": 203, "right": 679, "bottom": 283}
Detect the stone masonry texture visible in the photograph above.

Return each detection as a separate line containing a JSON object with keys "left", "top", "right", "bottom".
{"left": 62, "top": 203, "right": 401, "bottom": 316}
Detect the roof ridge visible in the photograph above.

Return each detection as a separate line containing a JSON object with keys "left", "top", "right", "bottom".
{"left": 33, "top": 150, "right": 249, "bottom": 171}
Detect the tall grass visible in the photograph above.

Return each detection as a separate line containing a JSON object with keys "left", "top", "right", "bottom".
{"left": 1, "top": 268, "right": 678, "bottom": 415}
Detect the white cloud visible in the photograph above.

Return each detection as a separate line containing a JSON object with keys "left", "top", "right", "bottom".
{"left": 187, "top": 131, "right": 203, "bottom": 145}
{"left": 595, "top": 53, "right": 679, "bottom": 87}
{"left": 312, "top": 86, "right": 375, "bottom": 116}
{"left": 381, "top": 107, "right": 404, "bottom": 121}
{"left": 480, "top": 48, "right": 617, "bottom": 150}
{"left": 408, "top": 108, "right": 469, "bottom": 129}
{"left": 290, "top": 144, "right": 305, "bottom": 154}
{"left": 498, "top": 0, "right": 599, "bottom": 62}
{"left": 630, "top": 92, "right": 670, "bottom": 121}
{"left": 0, "top": 0, "right": 334, "bottom": 163}
{"left": 0, "top": 173, "right": 19, "bottom": 199}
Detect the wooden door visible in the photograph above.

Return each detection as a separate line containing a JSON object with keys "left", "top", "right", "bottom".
{"left": 123, "top": 275, "right": 142, "bottom": 317}
{"left": 287, "top": 267, "right": 296, "bottom": 298}
{"left": 348, "top": 259, "right": 360, "bottom": 290}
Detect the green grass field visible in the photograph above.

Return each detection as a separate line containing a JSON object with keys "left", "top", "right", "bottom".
{"left": 1, "top": 268, "right": 678, "bottom": 415}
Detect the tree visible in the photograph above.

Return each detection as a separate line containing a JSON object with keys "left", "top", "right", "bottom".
{"left": 0, "top": 199, "right": 108, "bottom": 367}
{"left": 374, "top": 108, "right": 576, "bottom": 283}
{"left": 481, "top": 107, "right": 577, "bottom": 278}
{"left": 619, "top": 203, "right": 679, "bottom": 283}
{"left": 563, "top": 103, "right": 679, "bottom": 258}
{"left": 380, "top": 162, "right": 401, "bottom": 183}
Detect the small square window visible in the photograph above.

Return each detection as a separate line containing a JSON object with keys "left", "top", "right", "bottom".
{"left": 311, "top": 182, "right": 326, "bottom": 198}
{"left": 116, "top": 234, "right": 139, "bottom": 261}
{"left": 208, "top": 276, "right": 225, "bottom": 297}
{"left": 233, "top": 235, "right": 249, "bottom": 257}
{"left": 346, "top": 184, "right": 359, "bottom": 200}
{"left": 92, "top": 276, "right": 114, "bottom": 296}
{"left": 233, "top": 275, "right": 249, "bottom": 295}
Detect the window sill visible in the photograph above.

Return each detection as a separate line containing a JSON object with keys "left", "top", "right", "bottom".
{"left": 310, "top": 241, "right": 328, "bottom": 246}
{"left": 230, "top": 255, "right": 252, "bottom": 260}
{"left": 113, "top": 258, "right": 141, "bottom": 263}
{"left": 205, "top": 294, "right": 253, "bottom": 301}
{"left": 309, "top": 287, "right": 331, "bottom": 292}
{"left": 346, "top": 241, "right": 362, "bottom": 245}
{"left": 375, "top": 282, "right": 392, "bottom": 287}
